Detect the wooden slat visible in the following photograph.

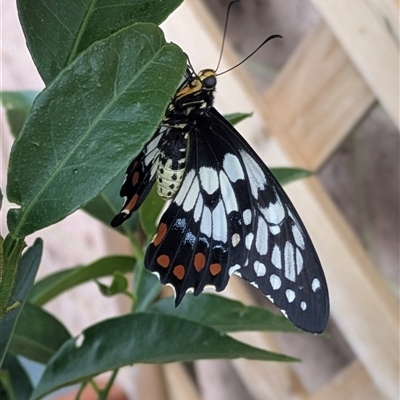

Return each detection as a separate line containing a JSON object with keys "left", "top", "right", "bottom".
{"left": 265, "top": 21, "right": 375, "bottom": 169}
{"left": 162, "top": 363, "right": 201, "bottom": 400}
{"left": 309, "top": 361, "right": 385, "bottom": 400}
{"left": 309, "top": 0, "right": 400, "bottom": 129}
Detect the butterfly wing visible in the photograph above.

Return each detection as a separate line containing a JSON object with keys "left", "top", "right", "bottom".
{"left": 209, "top": 108, "right": 329, "bottom": 333}
{"left": 146, "top": 107, "right": 329, "bottom": 333}
{"left": 111, "top": 128, "right": 165, "bottom": 227}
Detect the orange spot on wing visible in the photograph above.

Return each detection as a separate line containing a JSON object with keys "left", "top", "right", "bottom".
{"left": 210, "top": 263, "right": 222, "bottom": 276}
{"left": 173, "top": 265, "right": 185, "bottom": 280}
{"left": 153, "top": 223, "right": 167, "bottom": 246}
{"left": 126, "top": 194, "right": 139, "bottom": 211}
{"left": 157, "top": 255, "right": 170, "bottom": 268}
{"left": 132, "top": 171, "right": 140, "bottom": 186}
{"left": 194, "top": 253, "right": 206, "bottom": 272}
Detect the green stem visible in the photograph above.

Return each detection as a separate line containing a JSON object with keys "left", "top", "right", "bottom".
{"left": 129, "top": 234, "right": 144, "bottom": 313}
{"left": 98, "top": 369, "right": 119, "bottom": 400}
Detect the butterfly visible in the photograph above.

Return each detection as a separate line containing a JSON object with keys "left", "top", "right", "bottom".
{"left": 111, "top": 65, "right": 329, "bottom": 334}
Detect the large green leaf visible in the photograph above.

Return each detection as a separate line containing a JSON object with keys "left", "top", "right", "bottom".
{"left": 7, "top": 23, "right": 186, "bottom": 238}
{"left": 8, "top": 302, "right": 71, "bottom": 364}
{"left": 29, "top": 255, "right": 135, "bottom": 306}
{"left": 149, "top": 294, "right": 299, "bottom": 332}
{"left": 17, "top": 0, "right": 184, "bottom": 84}
{"left": 31, "top": 313, "right": 297, "bottom": 399}
{"left": 0, "top": 239, "right": 43, "bottom": 366}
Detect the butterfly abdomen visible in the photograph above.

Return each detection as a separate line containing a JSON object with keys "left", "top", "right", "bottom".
{"left": 157, "top": 130, "right": 188, "bottom": 200}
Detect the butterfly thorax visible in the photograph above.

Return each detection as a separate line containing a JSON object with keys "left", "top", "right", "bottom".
{"left": 156, "top": 69, "right": 217, "bottom": 200}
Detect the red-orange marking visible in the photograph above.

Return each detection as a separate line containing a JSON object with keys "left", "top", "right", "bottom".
{"left": 210, "top": 263, "right": 222, "bottom": 276}
{"left": 132, "top": 171, "right": 140, "bottom": 186}
{"left": 157, "top": 255, "right": 170, "bottom": 268}
{"left": 126, "top": 194, "right": 139, "bottom": 211}
{"left": 194, "top": 253, "right": 206, "bottom": 272}
{"left": 173, "top": 265, "right": 185, "bottom": 280}
{"left": 153, "top": 223, "right": 168, "bottom": 247}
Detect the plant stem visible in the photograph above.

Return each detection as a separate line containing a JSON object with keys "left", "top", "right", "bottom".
{"left": 98, "top": 369, "right": 119, "bottom": 400}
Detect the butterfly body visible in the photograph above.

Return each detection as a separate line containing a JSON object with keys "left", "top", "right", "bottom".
{"left": 111, "top": 66, "right": 329, "bottom": 333}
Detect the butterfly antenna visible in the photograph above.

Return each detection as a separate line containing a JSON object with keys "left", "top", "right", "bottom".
{"left": 216, "top": 34, "right": 282, "bottom": 76}
{"left": 215, "top": 0, "right": 241, "bottom": 73}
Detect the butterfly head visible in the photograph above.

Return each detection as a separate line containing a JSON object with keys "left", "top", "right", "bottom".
{"left": 175, "top": 69, "right": 217, "bottom": 105}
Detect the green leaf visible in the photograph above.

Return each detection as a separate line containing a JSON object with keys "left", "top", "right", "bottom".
{"left": 271, "top": 167, "right": 312, "bottom": 186}
{"left": 0, "top": 353, "right": 33, "bottom": 400}
{"left": 83, "top": 168, "right": 139, "bottom": 236}
{"left": 139, "top": 185, "right": 165, "bottom": 238}
{"left": 8, "top": 302, "right": 71, "bottom": 364}
{"left": 7, "top": 23, "right": 186, "bottom": 238}
{"left": 17, "top": 0, "right": 184, "bottom": 84}
{"left": 0, "top": 239, "right": 42, "bottom": 366}
{"left": 29, "top": 255, "right": 135, "bottom": 306}
{"left": 0, "top": 91, "right": 38, "bottom": 138}
{"left": 224, "top": 112, "right": 253, "bottom": 126}
{"left": 31, "top": 313, "right": 297, "bottom": 399}
{"left": 149, "top": 294, "right": 299, "bottom": 332}
{"left": 96, "top": 271, "right": 128, "bottom": 296}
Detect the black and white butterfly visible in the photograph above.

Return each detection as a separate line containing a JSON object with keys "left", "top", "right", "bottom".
{"left": 111, "top": 66, "right": 329, "bottom": 334}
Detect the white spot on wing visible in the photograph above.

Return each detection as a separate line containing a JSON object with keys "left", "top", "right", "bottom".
{"left": 261, "top": 200, "right": 285, "bottom": 225}
{"left": 243, "top": 209, "right": 252, "bottom": 225}
{"left": 312, "top": 278, "right": 321, "bottom": 292}
{"left": 212, "top": 200, "right": 227, "bottom": 242}
{"left": 300, "top": 301, "right": 307, "bottom": 310}
{"left": 199, "top": 167, "right": 218, "bottom": 194}
{"left": 256, "top": 218, "right": 268, "bottom": 255}
{"left": 231, "top": 233, "right": 241, "bottom": 247}
{"left": 296, "top": 248, "right": 303, "bottom": 275}
{"left": 245, "top": 233, "right": 254, "bottom": 250}
{"left": 266, "top": 294, "right": 275, "bottom": 304}
{"left": 269, "top": 225, "right": 280, "bottom": 235}
{"left": 270, "top": 274, "right": 281, "bottom": 290}
{"left": 254, "top": 260, "right": 266, "bottom": 276}
{"left": 292, "top": 224, "right": 305, "bottom": 249}
{"left": 220, "top": 171, "right": 238, "bottom": 213}
{"left": 284, "top": 242, "right": 296, "bottom": 282}
{"left": 271, "top": 245, "right": 281, "bottom": 269}
{"left": 174, "top": 170, "right": 195, "bottom": 206}
{"left": 240, "top": 150, "right": 266, "bottom": 198}
{"left": 223, "top": 154, "right": 244, "bottom": 182}
{"left": 183, "top": 176, "right": 199, "bottom": 212}
{"left": 200, "top": 206, "right": 212, "bottom": 237}
{"left": 228, "top": 264, "right": 241, "bottom": 275}
{"left": 286, "top": 289, "right": 295, "bottom": 303}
